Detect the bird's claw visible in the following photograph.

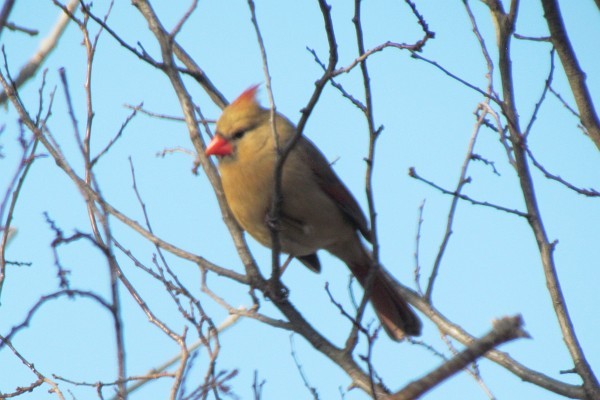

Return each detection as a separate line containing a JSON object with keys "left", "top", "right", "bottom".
{"left": 266, "top": 277, "right": 289, "bottom": 302}
{"left": 265, "top": 213, "right": 281, "bottom": 231}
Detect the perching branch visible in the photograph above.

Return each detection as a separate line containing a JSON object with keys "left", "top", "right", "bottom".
{"left": 1, "top": 2, "right": 597, "bottom": 399}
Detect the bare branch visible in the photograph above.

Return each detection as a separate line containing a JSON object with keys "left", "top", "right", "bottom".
{"left": 1, "top": 2, "right": 597, "bottom": 399}
{"left": 0, "top": 290, "right": 112, "bottom": 353}
{"left": 413, "top": 200, "right": 426, "bottom": 295}
{"left": 541, "top": 0, "right": 600, "bottom": 149}
{"left": 408, "top": 167, "right": 528, "bottom": 218}
{"left": 0, "top": 0, "right": 17, "bottom": 39}
{"left": 398, "top": 284, "right": 585, "bottom": 398}
{"left": 78, "top": 1, "right": 228, "bottom": 109}
{"left": 513, "top": 33, "right": 551, "bottom": 42}
{"left": 0, "top": 333, "right": 66, "bottom": 400}
{"left": 113, "top": 312, "right": 243, "bottom": 399}
{"left": 425, "top": 106, "right": 488, "bottom": 301}
{"left": 1, "top": 67, "right": 250, "bottom": 285}
{"left": 390, "top": 316, "right": 528, "bottom": 400}
{"left": 169, "top": 0, "right": 198, "bottom": 38}
{"left": 523, "top": 49, "right": 555, "bottom": 138}
{"left": 90, "top": 106, "right": 138, "bottom": 167}
{"left": 130, "top": 0, "right": 259, "bottom": 283}
{"left": 53, "top": 372, "right": 175, "bottom": 390}
{"left": 462, "top": 0, "right": 495, "bottom": 96}
{"left": 290, "top": 335, "right": 320, "bottom": 400}
{"left": 484, "top": 2, "right": 600, "bottom": 397}
{"left": 410, "top": 52, "right": 500, "bottom": 103}
{"left": 2, "top": 21, "right": 39, "bottom": 36}
{"left": 124, "top": 103, "right": 187, "bottom": 122}
{"left": 526, "top": 147, "right": 600, "bottom": 197}
{"left": 439, "top": 334, "right": 496, "bottom": 399}
{"left": 0, "top": 0, "right": 79, "bottom": 105}
{"left": 0, "top": 132, "right": 39, "bottom": 298}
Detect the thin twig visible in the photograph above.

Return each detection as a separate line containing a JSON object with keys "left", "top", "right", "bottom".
{"left": 410, "top": 52, "right": 500, "bottom": 104}
{"left": 3, "top": 22, "right": 39, "bottom": 36}
{"left": 169, "top": 0, "right": 197, "bottom": 38}
{"left": 413, "top": 199, "right": 426, "bottom": 296}
{"left": 289, "top": 335, "right": 320, "bottom": 400}
{"left": 462, "top": 0, "right": 495, "bottom": 97}
{"left": 91, "top": 104, "right": 138, "bottom": 167}
{"left": 0, "top": 333, "right": 66, "bottom": 400}
{"left": 439, "top": 334, "right": 496, "bottom": 399}
{"left": 513, "top": 33, "right": 551, "bottom": 42}
{"left": 408, "top": 167, "right": 528, "bottom": 218}
{"left": 108, "top": 313, "right": 243, "bottom": 400}
{"left": 0, "top": 67, "right": 249, "bottom": 284}
{"left": 124, "top": 103, "right": 187, "bottom": 122}
{"left": 425, "top": 105, "right": 488, "bottom": 301}
{"left": 524, "top": 49, "right": 555, "bottom": 138}
{"left": 0, "top": 133, "right": 39, "bottom": 299}
{"left": 526, "top": 147, "right": 600, "bottom": 197}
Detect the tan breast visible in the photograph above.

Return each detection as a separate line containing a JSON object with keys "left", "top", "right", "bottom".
{"left": 220, "top": 152, "right": 274, "bottom": 247}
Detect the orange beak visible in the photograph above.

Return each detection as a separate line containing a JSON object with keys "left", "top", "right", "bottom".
{"left": 205, "top": 135, "right": 233, "bottom": 156}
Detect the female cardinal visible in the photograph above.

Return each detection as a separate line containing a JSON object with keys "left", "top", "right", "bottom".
{"left": 205, "top": 86, "right": 421, "bottom": 339}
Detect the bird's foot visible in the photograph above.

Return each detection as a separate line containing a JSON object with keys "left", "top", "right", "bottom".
{"left": 265, "top": 277, "right": 289, "bottom": 302}
{"left": 264, "top": 212, "right": 281, "bottom": 232}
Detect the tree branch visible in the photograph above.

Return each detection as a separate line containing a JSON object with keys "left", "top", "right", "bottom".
{"left": 390, "top": 316, "right": 528, "bottom": 400}
{"left": 398, "top": 284, "right": 586, "bottom": 399}
{"left": 0, "top": 0, "right": 79, "bottom": 105}
{"left": 0, "top": 0, "right": 16, "bottom": 39}
{"left": 541, "top": 0, "right": 600, "bottom": 150}
{"left": 485, "top": 2, "right": 600, "bottom": 398}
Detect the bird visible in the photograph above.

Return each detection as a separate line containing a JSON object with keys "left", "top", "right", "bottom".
{"left": 205, "top": 86, "right": 421, "bottom": 339}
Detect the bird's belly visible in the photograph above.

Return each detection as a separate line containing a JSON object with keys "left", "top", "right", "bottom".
{"left": 227, "top": 191, "right": 350, "bottom": 257}
{"left": 220, "top": 157, "right": 354, "bottom": 257}
{"left": 230, "top": 200, "right": 332, "bottom": 256}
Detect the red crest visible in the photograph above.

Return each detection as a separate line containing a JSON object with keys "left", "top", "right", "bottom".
{"left": 230, "top": 84, "right": 260, "bottom": 108}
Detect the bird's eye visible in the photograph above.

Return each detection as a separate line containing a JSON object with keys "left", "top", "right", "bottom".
{"left": 232, "top": 130, "right": 246, "bottom": 140}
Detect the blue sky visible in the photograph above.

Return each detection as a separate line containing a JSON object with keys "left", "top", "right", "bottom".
{"left": 1, "top": 1, "right": 599, "bottom": 399}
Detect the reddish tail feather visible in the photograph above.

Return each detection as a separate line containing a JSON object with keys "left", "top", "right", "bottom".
{"left": 346, "top": 247, "right": 422, "bottom": 340}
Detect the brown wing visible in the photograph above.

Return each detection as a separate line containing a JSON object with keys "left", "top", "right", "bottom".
{"left": 297, "top": 137, "right": 372, "bottom": 243}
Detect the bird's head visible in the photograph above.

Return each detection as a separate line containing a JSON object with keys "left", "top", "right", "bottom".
{"left": 205, "top": 85, "right": 270, "bottom": 160}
